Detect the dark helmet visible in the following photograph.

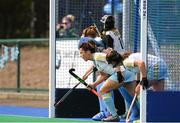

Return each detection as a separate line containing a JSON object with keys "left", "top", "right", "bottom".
{"left": 100, "top": 15, "right": 115, "bottom": 31}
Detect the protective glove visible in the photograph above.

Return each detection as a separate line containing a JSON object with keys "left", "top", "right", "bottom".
{"left": 136, "top": 80, "right": 140, "bottom": 84}
{"left": 140, "top": 77, "right": 149, "bottom": 89}
{"left": 93, "top": 67, "right": 98, "bottom": 72}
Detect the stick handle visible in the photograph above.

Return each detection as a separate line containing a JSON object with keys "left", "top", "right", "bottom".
{"left": 90, "top": 89, "right": 102, "bottom": 99}
{"left": 69, "top": 68, "right": 102, "bottom": 99}
{"left": 126, "top": 93, "right": 138, "bottom": 123}
{"left": 54, "top": 82, "right": 81, "bottom": 107}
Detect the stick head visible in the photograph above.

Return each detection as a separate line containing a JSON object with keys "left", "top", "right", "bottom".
{"left": 69, "top": 68, "right": 75, "bottom": 74}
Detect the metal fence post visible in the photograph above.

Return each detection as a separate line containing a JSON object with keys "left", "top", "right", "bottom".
{"left": 16, "top": 42, "right": 21, "bottom": 92}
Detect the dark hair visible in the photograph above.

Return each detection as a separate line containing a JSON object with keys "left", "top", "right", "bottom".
{"left": 104, "top": 16, "right": 115, "bottom": 31}
{"left": 117, "top": 71, "right": 124, "bottom": 83}
{"left": 106, "top": 50, "right": 123, "bottom": 67}
{"left": 79, "top": 40, "right": 97, "bottom": 53}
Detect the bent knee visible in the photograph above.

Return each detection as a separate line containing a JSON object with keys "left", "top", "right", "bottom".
{"left": 99, "top": 88, "right": 110, "bottom": 95}
{"left": 99, "top": 89, "right": 106, "bottom": 95}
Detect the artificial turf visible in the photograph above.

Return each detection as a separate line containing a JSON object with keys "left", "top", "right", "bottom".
{"left": 0, "top": 115, "right": 100, "bottom": 122}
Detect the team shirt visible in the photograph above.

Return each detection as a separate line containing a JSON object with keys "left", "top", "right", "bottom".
{"left": 105, "top": 29, "right": 124, "bottom": 53}
{"left": 123, "top": 53, "right": 168, "bottom": 80}
{"left": 93, "top": 53, "right": 135, "bottom": 83}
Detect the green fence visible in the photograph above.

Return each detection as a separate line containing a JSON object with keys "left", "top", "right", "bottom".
{"left": 0, "top": 38, "right": 49, "bottom": 92}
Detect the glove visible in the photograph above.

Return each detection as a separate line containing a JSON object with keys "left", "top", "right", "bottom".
{"left": 136, "top": 80, "right": 140, "bottom": 84}
{"left": 93, "top": 67, "right": 98, "bottom": 72}
{"left": 140, "top": 77, "right": 149, "bottom": 89}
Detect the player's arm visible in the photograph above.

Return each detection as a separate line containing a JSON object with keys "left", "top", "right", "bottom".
{"left": 136, "top": 73, "right": 140, "bottom": 84}
{"left": 123, "top": 59, "right": 147, "bottom": 78}
{"left": 82, "top": 64, "right": 94, "bottom": 80}
{"left": 124, "top": 58, "right": 149, "bottom": 89}
{"left": 134, "top": 60, "right": 147, "bottom": 78}
{"left": 89, "top": 72, "right": 109, "bottom": 88}
{"left": 134, "top": 60, "right": 149, "bottom": 89}
{"left": 133, "top": 59, "right": 149, "bottom": 89}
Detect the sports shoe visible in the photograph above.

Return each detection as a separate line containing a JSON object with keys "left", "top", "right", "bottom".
{"left": 92, "top": 111, "right": 107, "bottom": 121}
{"left": 102, "top": 115, "right": 120, "bottom": 122}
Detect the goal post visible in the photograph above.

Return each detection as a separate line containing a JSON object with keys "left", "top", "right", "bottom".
{"left": 50, "top": 0, "right": 180, "bottom": 121}
{"left": 123, "top": 0, "right": 180, "bottom": 122}
{"left": 140, "top": 0, "right": 147, "bottom": 122}
{"left": 49, "top": 0, "right": 56, "bottom": 118}
{"left": 140, "top": 0, "right": 180, "bottom": 122}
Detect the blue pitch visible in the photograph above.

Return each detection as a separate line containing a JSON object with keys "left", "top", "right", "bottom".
{"left": 0, "top": 105, "right": 48, "bottom": 117}
{"left": 0, "top": 105, "right": 136, "bottom": 122}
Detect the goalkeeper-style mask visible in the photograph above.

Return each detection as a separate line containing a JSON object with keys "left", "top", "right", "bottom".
{"left": 100, "top": 15, "right": 115, "bottom": 31}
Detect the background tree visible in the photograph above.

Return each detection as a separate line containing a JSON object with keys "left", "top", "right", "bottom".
{"left": 0, "top": 0, "right": 49, "bottom": 38}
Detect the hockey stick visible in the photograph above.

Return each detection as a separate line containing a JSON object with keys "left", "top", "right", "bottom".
{"left": 69, "top": 68, "right": 102, "bottom": 99}
{"left": 88, "top": 11, "right": 101, "bottom": 37}
{"left": 54, "top": 68, "right": 94, "bottom": 107}
{"left": 126, "top": 83, "right": 140, "bottom": 123}
{"left": 54, "top": 82, "right": 81, "bottom": 107}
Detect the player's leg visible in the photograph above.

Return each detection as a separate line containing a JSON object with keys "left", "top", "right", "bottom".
{"left": 119, "top": 85, "right": 140, "bottom": 121}
{"left": 117, "top": 82, "right": 136, "bottom": 119}
{"left": 150, "top": 79, "right": 164, "bottom": 91}
{"left": 92, "top": 81, "right": 112, "bottom": 121}
{"left": 99, "top": 78, "right": 121, "bottom": 122}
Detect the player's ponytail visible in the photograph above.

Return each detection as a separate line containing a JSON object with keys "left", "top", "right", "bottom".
{"left": 117, "top": 71, "right": 124, "bottom": 83}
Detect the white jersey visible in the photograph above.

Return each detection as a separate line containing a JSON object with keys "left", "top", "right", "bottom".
{"left": 93, "top": 53, "right": 114, "bottom": 75}
{"left": 124, "top": 53, "right": 161, "bottom": 69}
{"left": 93, "top": 53, "right": 136, "bottom": 82}
{"left": 123, "top": 53, "right": 168, "bottom": 80}
{"left": 105, "top": 29, "right": 124, "bottom": 53}
{"left": 119, "top": 66, "right": 136, "bottom": 83}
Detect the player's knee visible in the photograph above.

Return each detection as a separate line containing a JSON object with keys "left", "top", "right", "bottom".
{"left": 99, "top": 89, "right": 106, "bottom": 95}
